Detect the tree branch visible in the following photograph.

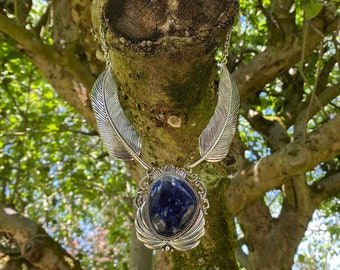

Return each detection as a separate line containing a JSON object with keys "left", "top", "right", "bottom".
{"left": 234, "top": 5, "right": 340, "bottom": 101}
{"left": 0, "top": 204, "right": 82, "bottom": 270}
{"left": 241, "top": 107, "right": 290, "bottom": 150}
{"left": 0, "top": 12, "right": 95, "bottom": 89}
{"left": 237, "top": 198, "right": 273, "bottom": 245}
{"left": 0, "top": 12, "right": 97, "bottom": 126}
{"left": 282, "top": 174, "right": 310, "bottom": 211}
{"left": 311, "top": 169, "right": 340, "bottom": 202}
{"left": 227, "top": 113, "right": 340, "bottom": 215}
{"left": 315, "top": 56, "right": 337, "bottom": 96}
{"left": 0, "top": 13, "right": 59, "bottom": 64}
{"left": 269, "top": 0, "right": 295, "bottom": 44}
{"left": 294, "top": 38, "right": 326, "bottom": 139}
{"left": 293, "top": 83, "right": 340, "bottom": 139}
{"left": 283, "top": 81, "right": 340, "bottom": 129}
{"left": 33, "top": 4, "right": 50, "bottom": 36}
{"left": 270, "top": 0, "right": 295, "bottom": 20}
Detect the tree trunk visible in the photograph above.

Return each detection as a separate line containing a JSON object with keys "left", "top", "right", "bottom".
{"left": 92, "top": 0, "right": 240, "bottom": 268}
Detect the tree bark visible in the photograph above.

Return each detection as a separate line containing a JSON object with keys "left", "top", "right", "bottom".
{"left": 227, "top": 113, "right": 340, "bottom": 215}
{"left": 0, "top": 204, "right": 81, "bottom": 270}
{"left": 234, "top": 4, "right": 340, "bottom": 100}
{"left": 91, "top": 0, "right": 240, "bottom": 268}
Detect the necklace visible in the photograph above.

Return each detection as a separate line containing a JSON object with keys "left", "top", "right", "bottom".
{"left": 91, "top": 32, "right": 239, "bottom": 251}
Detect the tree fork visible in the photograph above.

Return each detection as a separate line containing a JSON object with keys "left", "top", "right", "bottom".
{"left": 92, "top": 0, "right": 239, "bottom": 268}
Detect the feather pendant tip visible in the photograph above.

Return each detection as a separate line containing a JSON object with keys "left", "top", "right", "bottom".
{"left": 198, "top": 64, "right": 239, "bottom": 163}
{"left": 91, "top": 69, "right": 142, "bottom": 161}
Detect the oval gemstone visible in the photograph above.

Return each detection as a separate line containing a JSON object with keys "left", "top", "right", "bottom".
{"left": 148, "top": 174, "right": 198, "bottom": 237}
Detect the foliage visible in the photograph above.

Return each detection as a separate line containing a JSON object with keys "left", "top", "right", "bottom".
{"left": 234, "top": 0, "right": 340, "bottom": 268}
{"left": 0, "top": 33, "right": 133, "bottom": 269}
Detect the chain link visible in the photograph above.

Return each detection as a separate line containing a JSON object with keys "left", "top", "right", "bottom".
{"left": 222, "top": 31, "right": 232, "bottom": 65}
{"left": 99, "top": 23, "right": 112, "bottom": 69}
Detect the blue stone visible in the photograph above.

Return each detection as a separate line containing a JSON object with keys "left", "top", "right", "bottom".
{"left": 148, "top": 174, "right": 198, "bottom": 237}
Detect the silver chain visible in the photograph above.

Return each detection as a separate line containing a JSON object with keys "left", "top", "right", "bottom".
{"left": 96, "top": 27, "right": 233, "bottom": 172}
{"left": 222, "top": 31, "right": 232, "bottom": 65}
{"left": 99, "top": 23, "right": 112, "bottom": 69}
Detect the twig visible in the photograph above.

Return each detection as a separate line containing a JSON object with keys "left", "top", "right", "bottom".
{"left": 258, "top": 0, "right": 279, "bottom": 29}
{"left": 295, "top": 38, "right": 326, "bottom": 139}
{"left": 33, "top": 5, "right": 50, "bottom": 36}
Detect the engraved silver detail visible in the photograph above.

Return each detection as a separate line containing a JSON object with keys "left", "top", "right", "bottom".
{"left": 135, "top": 165, "right": 209, "bottom": 251}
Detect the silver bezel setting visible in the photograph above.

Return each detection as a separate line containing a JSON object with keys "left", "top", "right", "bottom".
{"left": 135, "top": 165, "right": 209, "bottom": 251}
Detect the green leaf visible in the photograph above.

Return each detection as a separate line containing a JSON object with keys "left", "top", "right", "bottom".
{"left": 304, "top": 0, "right": 323, "bottom": 19}
{"left": 298, "top": 254, "right": 305, "bottom": 263}
{"left": 45, "top": 123, "right": 59, "bottom": 132}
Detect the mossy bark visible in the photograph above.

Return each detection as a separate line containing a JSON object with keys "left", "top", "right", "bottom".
{"left": 92, "top": 0, "right": 239, "bottom": 268}
{"left": 109, "top": 48, "right": 217, "bottom": 166}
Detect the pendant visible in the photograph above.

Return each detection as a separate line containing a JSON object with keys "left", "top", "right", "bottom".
{"left": 135, "top": 165, "right": 209, "bottom": 251}
{"left": 91, "top": 63, "right": 239, "bottom": 251}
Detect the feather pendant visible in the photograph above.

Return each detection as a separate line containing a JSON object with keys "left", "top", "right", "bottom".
{"left": 198, "top": 64, "right": 239, "bottom": 163}
{"left": 91, "top": 69, "right": 142, "bottom": 162}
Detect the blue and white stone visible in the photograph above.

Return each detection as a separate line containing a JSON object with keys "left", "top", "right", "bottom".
{"left": 148, "top": 175, "right": 198, "bottom": 237}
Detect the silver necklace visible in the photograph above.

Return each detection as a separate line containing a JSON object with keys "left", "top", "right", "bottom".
{"left": 91, "top": 32, "right": 239, "bottom": 251}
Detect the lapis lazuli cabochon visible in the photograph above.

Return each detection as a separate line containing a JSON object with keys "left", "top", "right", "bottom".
{"left": 148, "top": 175, "right": 198, "bottom": 237}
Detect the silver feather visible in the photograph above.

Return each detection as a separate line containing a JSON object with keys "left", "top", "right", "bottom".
{"left": 191, "top": 64, "right": 239, "bottom": 167}
{"left": 91, "top": 69, "right": 145, "bottom": 165}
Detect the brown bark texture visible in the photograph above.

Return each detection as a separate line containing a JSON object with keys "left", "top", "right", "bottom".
{"left": 0, "top": 203, "right": 81, "bottom": 270}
